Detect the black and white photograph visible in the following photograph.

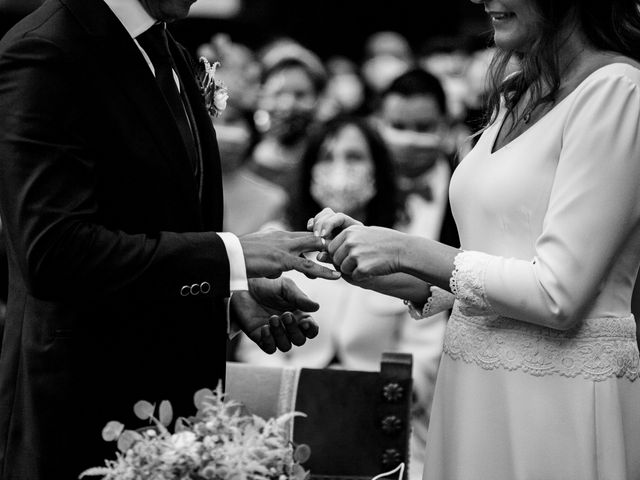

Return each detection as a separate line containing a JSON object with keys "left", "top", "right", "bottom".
{"left": 0, "top": 0, "right": 639, "bottom": 479}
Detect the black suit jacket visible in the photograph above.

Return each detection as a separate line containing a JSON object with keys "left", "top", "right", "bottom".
{"left": 0, "top": 0, "right": 232, "bottom": 477}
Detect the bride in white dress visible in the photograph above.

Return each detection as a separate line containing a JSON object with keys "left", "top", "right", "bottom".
{"left": 308, "top": 0, "right": 640, "bottom": 478}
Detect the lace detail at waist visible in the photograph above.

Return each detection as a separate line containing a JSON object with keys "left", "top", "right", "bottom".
{"left": 443, "top": 304, "right": 640, "bottom": 381}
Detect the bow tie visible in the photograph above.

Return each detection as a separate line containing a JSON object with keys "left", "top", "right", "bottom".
{"left": 398, "top": 177, "right": 434, "bottom": 203}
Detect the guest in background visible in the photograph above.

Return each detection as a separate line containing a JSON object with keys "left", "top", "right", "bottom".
{"left": 419, "top": 35, "right": 475, "bottom": 123}
{"left": 316, "top": 55, "right": 367, "bottom": 121}
{"left": 235, "top": 115, "right": 446, "bottom": 480}
{"left": 376, "top": 68, "right": 461, "bottom": 248}
{"left": 223, "top": 39, "right": 327, "bottom": 235}
{"left": 361, "top": 31, "right": 414, "bottom": 92}
{"left": 364, "top": 30, "right": 415, "bottom": 65}
{"left": 360, "top": 31, "right": 414, "bottom": 112}
{"left": 248, "top": 39, "right": 327, "bottom": 192}
{"left": 280, "top": 115, "right": 397, "bottom": 231}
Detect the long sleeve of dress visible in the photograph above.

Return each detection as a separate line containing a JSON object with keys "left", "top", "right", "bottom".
{"left": 451, "top": 68, "right": 640, "bottom": 329}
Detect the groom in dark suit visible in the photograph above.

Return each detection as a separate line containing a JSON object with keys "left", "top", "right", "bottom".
{"left": 0, "top": 0, "right": 339, "bottom": 478}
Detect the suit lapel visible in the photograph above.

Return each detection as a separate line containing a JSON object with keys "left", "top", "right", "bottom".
{"left": 60, "top": 0, "right": 202, "bottom": 221}
{"left": 168, "top": 39, "right": 225, "bottom": 231}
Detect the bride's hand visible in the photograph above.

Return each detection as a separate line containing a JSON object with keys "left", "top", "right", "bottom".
{"left": 307, "top": 208, "right": 363, "bottom": 240}
{"left": 327, "top": 225, "right": 407, "bottom": 281}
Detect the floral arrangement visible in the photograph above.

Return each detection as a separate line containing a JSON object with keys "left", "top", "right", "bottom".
{"left": 80, "top": 384, "right": 311, "bottom": 480}
{"left": 196, "top": 57, "right": 229, "bottom": 117}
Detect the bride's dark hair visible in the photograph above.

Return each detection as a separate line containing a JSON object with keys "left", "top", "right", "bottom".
{"left": 485, "top": 0, "right": 640, "bottom": 126}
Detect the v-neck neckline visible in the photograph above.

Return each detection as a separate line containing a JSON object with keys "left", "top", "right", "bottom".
{"left": 489, "top": 62, "right": 634, "bottom": 156}
{"left": 490, "top": 88, "right": 573, "bottom": 155}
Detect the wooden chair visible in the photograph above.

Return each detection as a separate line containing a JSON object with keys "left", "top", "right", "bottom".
{"left": 225, "top": 352, "right": 413, "bottom": 480}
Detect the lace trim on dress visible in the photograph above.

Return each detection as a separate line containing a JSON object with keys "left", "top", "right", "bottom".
{"left": 450, "top": 250, "right": 496, "bottom": 316}
{"left": 405, "top": 286, "right": 455, "bottom": 320}
{"left": 444, "top": 304, "right": 640, "bottom": 381}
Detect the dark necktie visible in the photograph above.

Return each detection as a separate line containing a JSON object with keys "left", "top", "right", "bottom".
{"left": 136, "top": 23, "right": 199, "bottom": 176}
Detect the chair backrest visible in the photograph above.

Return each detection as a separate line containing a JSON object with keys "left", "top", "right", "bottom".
{"left": 225, "top": 352, "right": 413, "bottom": 480}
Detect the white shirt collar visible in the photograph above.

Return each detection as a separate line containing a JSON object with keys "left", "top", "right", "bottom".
{"left": 101, "top": 0, "right": 156, "bottom": 38}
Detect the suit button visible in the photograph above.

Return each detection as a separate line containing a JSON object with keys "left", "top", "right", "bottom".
{"left": 190, "top": 283, "right": 200, "bottom": 296}
{"left": 200, "top": 281, "right": 211, "bottom": 294}
{"left": 180, "top": 286, "right": 190, "bottom": 297}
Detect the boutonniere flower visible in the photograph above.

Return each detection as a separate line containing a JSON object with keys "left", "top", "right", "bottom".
{"left": 196, "top": 57, "right": 229, "bottom": 117}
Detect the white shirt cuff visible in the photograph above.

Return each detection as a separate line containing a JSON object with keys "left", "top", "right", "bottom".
{"left": 217, "top": 232, "right": 249, "bottom": 292}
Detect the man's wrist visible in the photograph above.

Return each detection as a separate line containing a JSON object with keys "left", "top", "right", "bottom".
{"left": 217, "top": 232, "right": 249, "bottom": 292}
{"left": 226, "top": 294, "right": 242, "bottom": 339}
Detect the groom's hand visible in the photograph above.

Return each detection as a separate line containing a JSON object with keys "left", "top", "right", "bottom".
{"left": 231, "top": 277, "right": 320, "bottom": 354}
{"left": 240, "top": 230, "right": 340, "bottom": 280}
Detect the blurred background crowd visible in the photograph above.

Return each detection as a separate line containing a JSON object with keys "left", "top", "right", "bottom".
{"left": 2, "top": 0, "right": 638, "bottom": 478}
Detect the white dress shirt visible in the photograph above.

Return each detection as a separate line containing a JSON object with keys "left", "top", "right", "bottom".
{"left": 102, "top": 0, "right": 248, "bottom": 294}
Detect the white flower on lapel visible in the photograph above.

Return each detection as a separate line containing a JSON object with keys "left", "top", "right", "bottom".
{"left": 196, "top": 57, "right": 228, "bottom": 117}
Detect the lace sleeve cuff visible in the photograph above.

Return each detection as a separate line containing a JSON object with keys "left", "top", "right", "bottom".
{"left": 404, "top": 285, "right": 454, "bottom": 320}
{"left": 450, "top": 250, "right": 496, "bottom": 315}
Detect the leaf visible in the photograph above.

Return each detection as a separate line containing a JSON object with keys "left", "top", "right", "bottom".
{"left": 133, "top": 400, "right": 155, "bottom": 421}
{"left": 158, "top": 400, "right": 173, "bottom": 427}
{"left": 79, "top": 467, "right": 113, "bottom": 478}
{"left": 193, "top": 388, "right": 214, "bottom": 410}
{"left": 276, "top": 411, "right": 306, "bottom": 425}
{"left": 116, "top": 429, "right": 141, "bottom": 453}
{"left": 101, "top": 421, "right": 124, "bottom": 442}
{"left": 291, "top": 464, "right": 310, "bottom": 480}
{"left": 174, "top": 416, "right": 186, "bottom": 432}
{"left": 293, "top": 443, "right": 311, "bottom": 464}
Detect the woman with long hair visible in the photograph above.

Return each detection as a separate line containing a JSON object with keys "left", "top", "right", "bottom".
{"left": 287, "top": 115, "right": 399, "bottom": 231}
{"left": 309, "top": 1, "right": 640, "bottom": 478}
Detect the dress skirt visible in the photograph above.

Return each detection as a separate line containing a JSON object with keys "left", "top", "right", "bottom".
{"left": 422, "top": 305, "right": 640, "bottom": 480}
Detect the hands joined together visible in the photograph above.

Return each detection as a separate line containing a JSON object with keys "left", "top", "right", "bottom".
{"left": 235, "top": 209, "right": 406, "bottom": 355}
{"left": 308, "top": 207, "right": 406, "bottom": 281}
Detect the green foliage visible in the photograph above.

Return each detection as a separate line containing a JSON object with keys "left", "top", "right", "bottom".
{"left": 133, "top": 400, "right": 155, "bottom": 421}
{"left": 80, "top": 382, "right": 311, "bottom": 480}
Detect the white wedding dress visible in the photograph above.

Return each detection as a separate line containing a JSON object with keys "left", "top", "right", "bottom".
{"left": 422, "top": 63, "right": 640, "bottom": 480}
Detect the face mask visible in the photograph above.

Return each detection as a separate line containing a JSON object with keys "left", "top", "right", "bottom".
{"left": 380, "top": 124, "right": 450, "bottom": 179}
{"left": 310, "top": 161, "right": 377, "bottom": 214}
{"left": 254, "top": 108, "right": 315, "bottom": 146}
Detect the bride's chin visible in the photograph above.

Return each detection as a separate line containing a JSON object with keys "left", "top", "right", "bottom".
{"left": 493, "top": 34, "right": 533, "bottom": 54}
